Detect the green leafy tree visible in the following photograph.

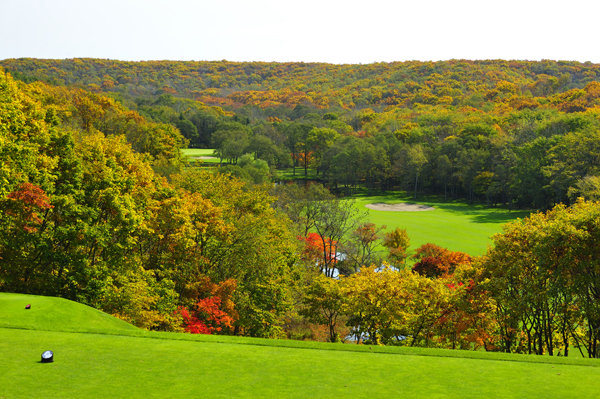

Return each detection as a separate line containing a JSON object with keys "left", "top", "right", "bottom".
{"left": 339, "top": 223, "right": 386, "bottom": 275}
{"left": 394, "top": 144, "right": 427, "bottom": 199}
{"left": 307, "top": 127, "right": 339, "bottom": 175}
{"left": 300, "top": 274, "right": 344, "bottom": 343}
{"left": 211, "top": 121, "right": 251, "bottom": 164}
{"left": 172, "top": 169, "right": 299, "bottom": 337}
{"left": 481, "top": 199, "right": 600, "bottom": 357}
{"left": 382, "top": 228, "right": 411, "bottom": 267}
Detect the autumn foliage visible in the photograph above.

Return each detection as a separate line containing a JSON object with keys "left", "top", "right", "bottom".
{"left": 6, "top": 183, "right": 53, "bottom": 232}
{"left": 0, "top": 70, "right": 297, "bottom": 336}
{"left": 411, "top": 243, "right": 471, "bottom": 278}
{"left": 298, "top": 232, "right": 338, "bottom": 267}
{"left": 381, "top": 227, "right": 410, "bottom": 265}
{"left": 5, "top": 57, "right": 600, "bottom": 356}
{"left": 177, "top": 296, "right": 234, "bottom": 334}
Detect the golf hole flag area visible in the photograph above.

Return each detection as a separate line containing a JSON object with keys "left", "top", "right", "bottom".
{"left": 1, "top": 293, "right": 600, "bottom": 398}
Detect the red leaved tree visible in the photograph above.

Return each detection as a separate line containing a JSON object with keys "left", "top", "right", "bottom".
{"left": 5, "top": 183, "right": 53, "bottom": 233}
{"left": 298, "top": 232, "right": 337, "bottom": 269}
{"left": 411, "top": 243, "right": 470, "bottom": 278}
{"left": 176, "top": 296, "right": 234, "bottom": 335}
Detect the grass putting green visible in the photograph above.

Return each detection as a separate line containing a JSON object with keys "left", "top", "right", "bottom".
{"left": 354, "top": 193, "right": 534, "bottom": 256}
{"left": 1, "top": 293, "right": 600, "bottom": 398}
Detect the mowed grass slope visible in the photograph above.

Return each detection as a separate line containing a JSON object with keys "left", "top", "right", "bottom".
{"left": 1, "top": 294, "right": 600, "bottom": 398}
{"left": 0, "top": 293, "right": 138, "bottom": 333}
{"left": 354, "top": 194, "right": 533, "bottom": 256}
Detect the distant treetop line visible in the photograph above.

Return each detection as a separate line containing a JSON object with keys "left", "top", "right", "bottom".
{"left": 1, "top": 58, "right": 599, "bottom": 110}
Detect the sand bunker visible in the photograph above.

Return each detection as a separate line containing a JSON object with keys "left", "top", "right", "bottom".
{"left": 192, "top": 156, "right": 218, "bottom": 160}
{"left": 365, "top": 203, "right": 435, "bottom": 212}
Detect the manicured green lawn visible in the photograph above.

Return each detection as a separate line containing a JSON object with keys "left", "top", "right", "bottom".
{"left": 2, "top": 328, "right": 599, "bottom": 399}
{"left": 1, "top": 293, "right": 599, "bottom": 398}
{"left": 353, "top": 193, "right": 534, "bottom": 256}
{"left": 181, "top": 148, "right": 220, "bottom": 164}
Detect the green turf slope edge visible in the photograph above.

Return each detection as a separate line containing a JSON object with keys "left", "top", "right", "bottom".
{"left": 0, "top": 292, "right": 139, "bottom": 333}
{"left": 1, "top": 293, "right": 598, "bottom": 369}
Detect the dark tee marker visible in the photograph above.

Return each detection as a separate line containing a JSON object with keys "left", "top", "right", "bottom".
{"left": 41, "top": 350, "right": 54, "bottom": 363}
{"left": 25, "top": 304, "right": 31, "bottom": 309}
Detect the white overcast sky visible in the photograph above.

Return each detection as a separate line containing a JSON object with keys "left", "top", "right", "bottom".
{"left": 1, "top": 0, "right": 597, "bottom": 64}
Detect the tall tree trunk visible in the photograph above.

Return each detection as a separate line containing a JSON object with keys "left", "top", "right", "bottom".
{"left": 444, "top": 181, "right": 447, "bottom": 201}
{"left": 562, "top": 320, "right": 569, "bottom": 357}
{"left": 414, "top": 173, "right": 419, "bottom": 199}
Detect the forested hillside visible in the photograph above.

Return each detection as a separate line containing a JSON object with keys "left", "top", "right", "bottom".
{"left": 3, "top": 58, "right": 600, "bottom": 209}
{"left": 0, "top": 70, "right": 298, "bottom": 337}
{"left": 2, "top": 58, "right": 600, "bottom": 110}
{"left": 2, "top": 60, "right": 600, "bottom": 357}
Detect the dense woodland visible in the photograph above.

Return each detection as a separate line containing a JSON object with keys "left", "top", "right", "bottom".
{"left": 1, "top": 59, "right": 600, "bottom": 357}
{"left": 4, "top": 58, "right": 600, "bottom": 207}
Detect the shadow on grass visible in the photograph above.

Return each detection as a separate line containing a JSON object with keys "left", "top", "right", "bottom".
{"left": 431, "top": 203, "right": 534, "bottom": 224}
